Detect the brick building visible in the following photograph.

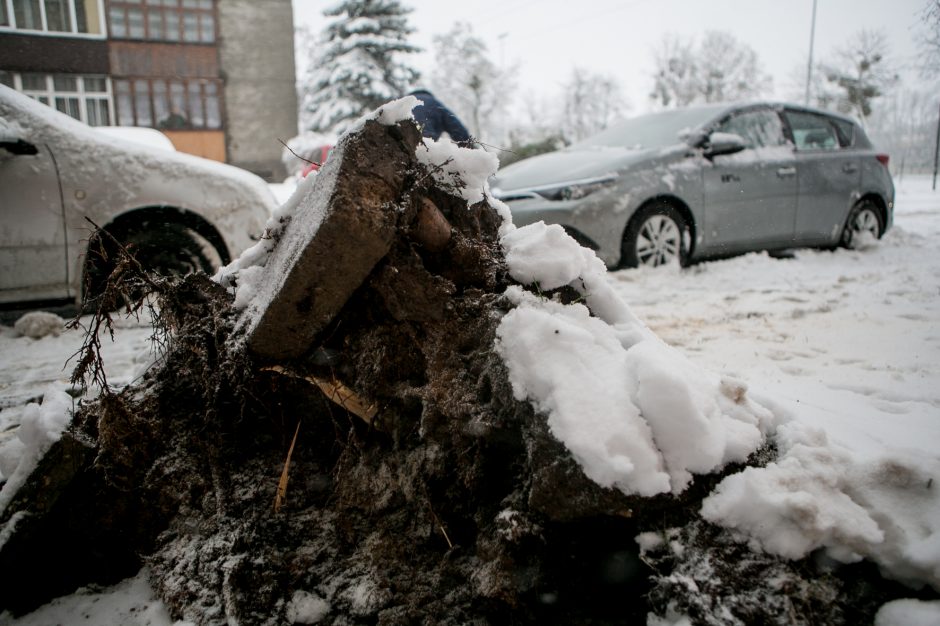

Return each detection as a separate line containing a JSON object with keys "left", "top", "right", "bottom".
{"left": 0, "top": 0, "right": 297, "bottom": 180}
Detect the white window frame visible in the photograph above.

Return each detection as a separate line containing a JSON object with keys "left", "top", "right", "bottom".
{"left": 6, "top": 72, "right": 115, "bottom": 126}
{"left": 0, "top": 0, "right": 107, "bottom": 39}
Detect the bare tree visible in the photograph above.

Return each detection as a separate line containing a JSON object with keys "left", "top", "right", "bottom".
{"left": 649, "top": 35, "right": 699, "bottom": 108}
{"left": 429, "top": 22, "right": 516, "bottom": 142}
{"left": 493, "top": 90, "right": 566, "bottom": 167}
{"left": 560, "top": 68, "right": 629, "bottom": 143}
{"left": 649, "top": 31, "right": 772, "bottom": 109}
{"left": 917, "top": 0, "right": 940, "bottom": 77}
{"left": 868, "top": 88, "right": 940, "bottom": 176}
{"left": 784, "top": 56, "right": 834, "bottom": 108}
{"left": 819, "top": 29, "right": 898, "bottom": 125}
{"left": 698, "top": 31, "right": 773, "bottom": 103}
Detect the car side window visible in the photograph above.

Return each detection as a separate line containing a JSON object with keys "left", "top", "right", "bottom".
{"left": 717, "top": 109, "right": 786, "bottom": 149}
{"left": 784, "top": 111, "right": 841, "bottom": 151}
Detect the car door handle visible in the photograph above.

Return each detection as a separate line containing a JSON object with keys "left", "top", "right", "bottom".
{"left": 776, "top": 166, "right": 796, "bottom": 178}
{"left": 842, "top": 163, "right": 858, "bottom": 174}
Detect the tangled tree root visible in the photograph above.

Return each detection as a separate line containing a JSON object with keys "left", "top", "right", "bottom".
{"left": 1, "top": 115, "right": 931, "bottom": 626}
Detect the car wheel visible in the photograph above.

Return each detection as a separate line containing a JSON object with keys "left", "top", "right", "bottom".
{"left": 840, "top": 199, "right": 883, "bottom": 249}
{"left": 622, "top": 202, "right": 687, "bottom": 268}
{"left": 85, "top": 221, "right": 220, "bottom": 302}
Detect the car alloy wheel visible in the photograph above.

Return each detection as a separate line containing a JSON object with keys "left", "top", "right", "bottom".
{"left": 852, "top": 207, "right": 880, "bottom": 238}
{"left": 622, "top": 202, "right": 688, "bottom": 269}
{"left": 84, "top": 221, "right": 221, "bottom": 306}
{"left": 842, "top": 200, "right": 883, "bottom": 249}
{"left": 636, "top": 215, "right": 681, "bottom": 267}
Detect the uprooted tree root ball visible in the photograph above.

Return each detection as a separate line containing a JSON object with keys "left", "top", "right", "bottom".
{"left": 1, "top": 113, "right": 933, "bottom": 625}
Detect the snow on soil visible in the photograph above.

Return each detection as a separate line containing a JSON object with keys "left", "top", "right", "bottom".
{"left": 0, "top": 383, "right": 73, "bottom": 513}
{"left": 611, "top": 177, "right": 940, "bottom": 590}
{"left": 875, "top": 598, "right": 940, "bottom": 626}
{"left": 0, "top": 129, "right": 937, "bottom": 624}
{"left": 415, "top": 136, "right": 501, "bottom": 207}
{"left": 498, "top": 219, "right": 772, "bottom": 497}
{"left": 0, "top": 568, "right": 180, "bottom": 626}
{"left": 0, "top": 312, "right": 157, "bottom": 523}
{"left": 286, "top": 590, "right": 331, "bottom": 624}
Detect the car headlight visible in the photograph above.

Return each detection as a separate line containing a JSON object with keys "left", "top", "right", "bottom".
{"left": 534, "top": 175, "right": 617, "bottom": 201}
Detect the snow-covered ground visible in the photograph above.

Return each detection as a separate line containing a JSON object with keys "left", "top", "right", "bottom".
{"left": 0, "top": 173, "right": 937, "bottom": 624}
{"left": 0, "top": 315, "right": 156, "bottom": 453}
{"left": 611, "top": 176, "right": 939, "bottom": 460}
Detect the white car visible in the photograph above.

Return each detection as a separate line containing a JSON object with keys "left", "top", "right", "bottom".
{"left": 0, "top": 85, "right": 276, "bottom": 306}
{"left": 93, "top": 126, "right": 177, "bottom": 153}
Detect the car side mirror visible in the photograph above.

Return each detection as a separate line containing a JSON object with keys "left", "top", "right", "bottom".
{"left": 0, "top": 138, "right": 39, "bottom": 156}
{"left": 703, "top": 132, "right": 747, "bottom": 158}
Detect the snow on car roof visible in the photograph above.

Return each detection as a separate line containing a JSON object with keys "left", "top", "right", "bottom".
{"left": 0, "top": 85, "right": 276, "bottom": 209}
{"left": 94, "top": 126, "right": 177, "bottom": 152}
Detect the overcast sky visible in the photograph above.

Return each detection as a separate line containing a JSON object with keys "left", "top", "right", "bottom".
{"left": 292, "top": 0, "right": 928, "bottom": 113}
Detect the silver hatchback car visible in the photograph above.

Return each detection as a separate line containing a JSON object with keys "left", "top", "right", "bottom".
{"left": 492, "top": 103, "right": 894, "bottom": 268}
{"left": 0, "top": 85, "right": 276, "bottom": 306}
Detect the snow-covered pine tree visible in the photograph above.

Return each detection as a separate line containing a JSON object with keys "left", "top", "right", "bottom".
{"left": 301, "top": 0, "right": 420, "bottom": 135}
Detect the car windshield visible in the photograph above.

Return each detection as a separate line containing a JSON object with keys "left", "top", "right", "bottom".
{"left": 570, "top": 105, "right": 728, "bottom": 151}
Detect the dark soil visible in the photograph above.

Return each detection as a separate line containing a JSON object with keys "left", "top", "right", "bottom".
{"left": 1, "top": 117, "right": 932, "bottom": 625}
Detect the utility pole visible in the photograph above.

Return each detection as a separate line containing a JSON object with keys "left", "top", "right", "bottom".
{"left": 804, "top": 0, "right": 818, "bottom": 106}
{"left": 933, "top": 101, "right": 939, "bottom": 191}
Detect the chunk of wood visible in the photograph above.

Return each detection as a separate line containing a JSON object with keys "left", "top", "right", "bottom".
{"left": 245, "top": 119, "right": 423, "bottom": 360}
{"left": 412, "top": 197, "right": 452, "bottom": 252}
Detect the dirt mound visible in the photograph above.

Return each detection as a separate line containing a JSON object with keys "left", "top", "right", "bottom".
{"left": 1, "top": 113, "right": 925, "bottom": 625}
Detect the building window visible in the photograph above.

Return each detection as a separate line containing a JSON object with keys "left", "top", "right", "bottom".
{"left": 108, "top": 0, "right": 214, "bottom": 42}
{"left": 1, "top": 0, "right": 104, "bottom": 35}
{"left": 3, "top": 71, "right": 113, "bottom": 125}
{"left": 113, "top": 77, "right": 221, "bottom": 130}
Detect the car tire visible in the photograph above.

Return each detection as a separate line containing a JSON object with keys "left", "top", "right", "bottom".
{"left": 85, "top": 221, "right": 220, "bottom": 302}
{"left": 840, "top": 199, "right": 883, "bottom": 249}
{"left": 621, "top": 202, "right": 687, "bottom": 268}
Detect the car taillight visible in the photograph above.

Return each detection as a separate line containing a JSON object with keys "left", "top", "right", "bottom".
{"left": 301, "top": 162, "right": 319, "bottom": 177}
{"left": 876, "top": 154, "right": 889, "bottom": 167}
